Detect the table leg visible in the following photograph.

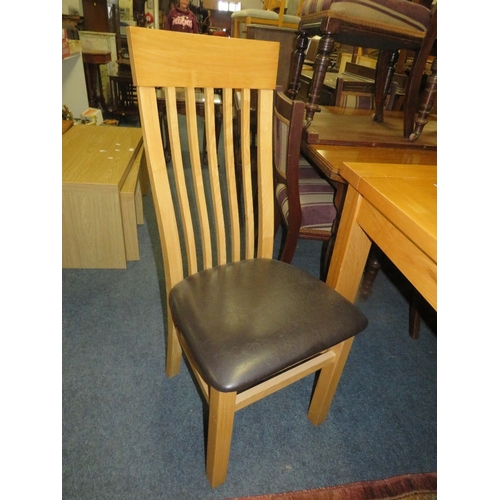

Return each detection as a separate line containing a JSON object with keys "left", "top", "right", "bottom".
{"left": 326, "top": 186, "right": 372, "bottom": 302}
{"left": 322, "top": 185, "right": 372, "bottom": 402}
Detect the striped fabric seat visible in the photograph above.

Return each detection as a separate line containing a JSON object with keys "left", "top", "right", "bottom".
{"left": 300, "top": 0, "right": 432, "bottom": 37}
{"left": 276, "top": 157, "right": 336, "bottom": 237}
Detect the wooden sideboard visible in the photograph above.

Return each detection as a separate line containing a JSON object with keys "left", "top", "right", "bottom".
{"left": 62, "top": 125, "right": 146, "bottom": 268}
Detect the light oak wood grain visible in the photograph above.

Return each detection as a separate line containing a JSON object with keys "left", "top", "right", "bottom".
{"left": 327, "top": 162, "right": 437, "bottom": 310}
{"left": 62, "top": 125, "right": 143, "bottom": 268}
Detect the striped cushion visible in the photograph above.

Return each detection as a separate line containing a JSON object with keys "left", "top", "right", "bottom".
{"left": 300, "top": 0, "right": 431, "bottom": 36}
{"left": 276, "top": 158, "right": 336, "bottom": 235}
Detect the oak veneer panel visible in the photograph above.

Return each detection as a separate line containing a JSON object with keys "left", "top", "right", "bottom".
{"left": 336, "top": 162, "right": 437, "bottom": 309}
{"left": 342, "top": 162, "right": 436, "bottom": 262}
{"left": 62, "top": 125, "right": 143, "bottom": 268}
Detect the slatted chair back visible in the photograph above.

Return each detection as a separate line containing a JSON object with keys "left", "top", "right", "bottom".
{"left": 127, "top": 26, "right": 280, "bottom": 370}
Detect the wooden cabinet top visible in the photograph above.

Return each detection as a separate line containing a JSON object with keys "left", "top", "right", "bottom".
{"left": 63, "top": 126, "right": 143, "bottom": 188}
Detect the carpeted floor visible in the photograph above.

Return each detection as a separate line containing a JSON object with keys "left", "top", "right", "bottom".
{"left": 62, "top": 187, "right": 437, "bottom": 499}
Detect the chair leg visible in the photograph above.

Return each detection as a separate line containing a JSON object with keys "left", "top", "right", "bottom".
{"left": 166, "top": 314, "right": 183, "bottom": 377}
{"left": 358, "top": 248, "right": 381, "bottom": 301}
{"left": 320, "top": 236, "right": 334, "bottom": 282}
{"left": 206, "top": 388, "right": 237, "bottom": 488}
{"left": 278, "top": 227, "right": 300, "bottom": 264}
{"left": 409, "top": 57, "right": 437, "bottom": 142}
{"left": 308, "top": 339, "right": 354, "bottom": 426}
{"left": 409, "top": 291, "right": 422, "bottom": 339}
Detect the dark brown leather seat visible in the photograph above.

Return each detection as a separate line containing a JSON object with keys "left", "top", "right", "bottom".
{"left": 170, "top": 258, "right": 367, "bottom": 393}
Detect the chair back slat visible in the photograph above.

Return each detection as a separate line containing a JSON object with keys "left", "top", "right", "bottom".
{"left": 256, "top": 89, "right": 276, "bottom": 258}
{"left": 165, "top": 86, "right": 199, "bottom": 276}
{"left": 137, "top": 86, "right": 184, "bottom": 290}
{"left": 239, "top": 88, "right": 255, "bottom": 259}
{"left": 221, "top": 90, "right": 241, "bottom": 263}
{"left": 203, "top": 87, "right": 227, "bottom": 266}
{"left": 127, "top": 27, "right": 279, "bottom": 288}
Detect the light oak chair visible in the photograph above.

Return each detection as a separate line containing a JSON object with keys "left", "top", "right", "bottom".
{"left": 231, "top": 0, "right": 302, "bottom": 38}
{"left": 127, "top": 26, "right": 368, "bottom": 488}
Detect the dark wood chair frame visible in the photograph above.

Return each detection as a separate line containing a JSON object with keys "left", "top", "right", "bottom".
{"left": 286, "top": 0, "right": 437, "bottom": 140}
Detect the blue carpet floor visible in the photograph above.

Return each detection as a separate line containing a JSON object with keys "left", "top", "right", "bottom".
{"left": 62, "top": 182, "right": 437, "bottom": 499}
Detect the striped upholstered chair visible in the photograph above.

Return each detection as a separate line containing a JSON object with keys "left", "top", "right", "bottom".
{"left": 273, "top": 88, "right": 336, "bottom": 278}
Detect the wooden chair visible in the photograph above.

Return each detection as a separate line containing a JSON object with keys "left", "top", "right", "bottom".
{"left": 127, "top": 26, "right": 368, "bottom": 488}
{"left": 231, "top": 0, "right": 302, "bottom": 38}
{"left": 273, "top": 88, "right": 338, "bottom": 280}
{"left": 286, "top": 0, "right": 437, "bottom": 140}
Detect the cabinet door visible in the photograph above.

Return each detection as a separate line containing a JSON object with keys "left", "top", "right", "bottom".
{"left": 82, "top": 0, "right": 119, "bottom": 33}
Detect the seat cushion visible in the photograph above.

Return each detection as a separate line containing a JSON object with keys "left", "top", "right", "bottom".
{"left": 231, "top": 9, "right": 280, "bottom": 20}
{"left": 282, "top": 14, "right": 301, "bottom": 23}
{"left": 301, "top": 0, "right": 431, "bottom": 34}
{"left": 276, "top": 158, "right": 336, "bottom": 235}
{"left": 169, "top": 258, "right": 368, "bottom": 393}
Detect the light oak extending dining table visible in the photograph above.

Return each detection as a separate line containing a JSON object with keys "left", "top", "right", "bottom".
{"left": 326, "top": 161, "right": 437, "bottom": 309}
{"left": 319, "top": 160, "right": 437, "bottom": 398}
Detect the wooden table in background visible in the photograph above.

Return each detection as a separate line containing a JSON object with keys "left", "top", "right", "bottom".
{"left": 63, "top": 125, "right": 145, "bottom": 268}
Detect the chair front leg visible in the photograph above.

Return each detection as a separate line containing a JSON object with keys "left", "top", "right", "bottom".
{"left": 286, "top": 30, "right": 309, "bottom": 100}
{"left": 409, "top": 57, "right": 437, "bottom": 142}
{"left": 206, "top": 388, "right": 237, "bottom": 488}
{"left": 373, "top": 50, "right": 398, "bottom": 123}
{"left": 308, "top": 339, "right": 354, "bottom": 425}
{"left": 304, "top": 31, "right": 335, "bottom": 128}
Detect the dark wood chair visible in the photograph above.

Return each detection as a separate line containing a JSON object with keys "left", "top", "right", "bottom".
{"left": 273, "top": 87, "right": 338, "bottom": 280}
{"left": 286, "top": 0, "right": 437, "bottom": 140}
{"left": 127, "top": 26, "right": 368, "bottom": 488}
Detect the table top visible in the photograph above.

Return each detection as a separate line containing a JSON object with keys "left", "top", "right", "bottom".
{"left": 341, "top": 162, "right": 437, "bottom": 263}
{"left": 63, "top": 125, "right": 143, "bottom": 188}
{"left": 303, "top": 106, "right": 437, "bottom": 149}
{"left": 302, "top": 142, "right": 438, "bottom": 181}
